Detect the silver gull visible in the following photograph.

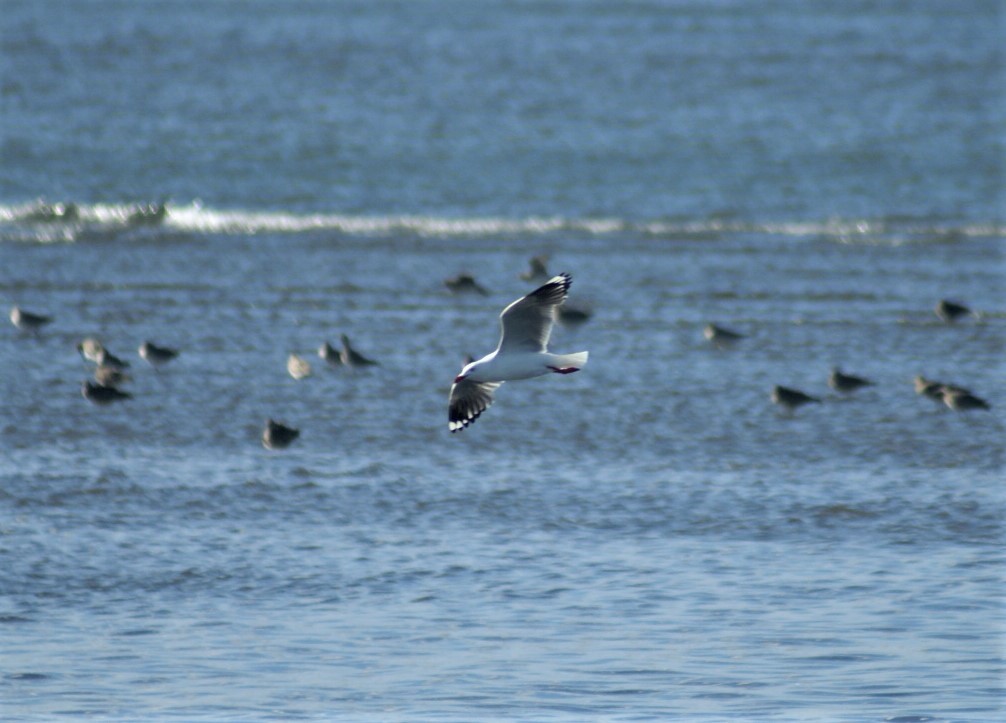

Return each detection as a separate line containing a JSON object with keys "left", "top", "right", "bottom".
{"left": 449, "top": 272, "right": 588, "bottom": 432}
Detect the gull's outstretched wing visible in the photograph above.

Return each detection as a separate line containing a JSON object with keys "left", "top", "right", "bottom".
{"left": 449, "top": 379, "right": 503, "bottom": 432}
{"left": 497, "top": 273, "right": 571, "bottom": 354}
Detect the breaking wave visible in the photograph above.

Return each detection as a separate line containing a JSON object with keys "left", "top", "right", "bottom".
{"left": 1, "top": 199, "right": 1002, "bottom": 245}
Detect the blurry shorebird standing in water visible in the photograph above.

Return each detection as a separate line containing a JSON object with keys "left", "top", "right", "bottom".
{"left": 771, "top": 385, "right": 821, "bottom": 412}
{"left": 10, "top": 306, "right": 53, "bottom": 333}
{"left": 557, "top": 304, "right": 593, "bottom": 328}
{"left": 703, "top": 323, "right": 744, "bottom": 347}
{"left": 318, "top": 335, "right": 379, "bottom": 368}
{"left": 519, "top": 254, "right": 551, "bottom": 283}
{"left": 448, "top": 272, "right": 588, "bottom": 432}
{"left": 287, "top": 353, "right": 312, "bottom": 380}
{"left": 81, "top": 380, "right": 132, "bottom": 405}
{"left": 444, "top": 273, "right": 489, "bottom": 296}
{"left": 338, "top": 334, "right": 379, "bottom": 368}
{"left": 318, "top": 341, "right": 340, "bottom": 366}
{"left": 139, "top": 341, "right": 179, "bottom": 368}
{"left": 94, "top": 364, "right": 130, "bottom": 387}
{"left": 913, "top": 375, "right": 944, "bottom": 401}
{"left": 913, "top": 375, "right": 969, "bottom": 404}
{"left": 78, "top": 338, "right": 131, "bottom": 371}
{"left": 935, "top": 299, "right": 974, "bottom": 323}
{"left": 941, "top": 388, "right": 991, "bottom": 412}
{"left": 828, "top": 368, "right": 873, "bottom": 394}
{"left": 95, "top": 347, "right": 131, "bottom": 371}
{"left": 262, "top": 419, "right": 300, "bottom": 450}
{"left": 78, "top": 337, "right": 104, "bottom": 363}
{"left": 913, "top": 375, "right": 989, "bottom": 412}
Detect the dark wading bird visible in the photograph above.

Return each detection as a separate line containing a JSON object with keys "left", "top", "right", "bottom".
{"left": 449, "top": 273, "right": 588, "bottom": 432}
{"left": 828, "top": 368, "right": 874, "bottom": 394}
{"left": 558, "top": 304, "right": 593, "bottom": 327}
{"left": 318, "top": 336, "right": 379, "bottom": 368}
{"left": 94, "top": 365, "right": 130, "bottom": 387}
{"left": 318, "top": 341, "right": 340, "bottom": 366}
{"left": 96, "top": 347, "right": 131, "bottom": 371}
{"left": 771, "top": 385, "right": 821, "bottom": 412}
{"left": 262, "top": 419, "right": 300, "bottom": 450}
{"left": 935, "top": 299, "right": 973, "bottom": 323}
{"left": 81, "top": 380, "right": 132, "bottom": 405}
{"left": 913, "top": 375, "right": 969, "bottom": 404}
{"left": 10, "top": 306, "right": 53, "bottom": 332}
{"left": 519, "top": 254, "right": 551, "bottom": 283}
{"left": 703, "top": 323, "right": 744, "bottom": 347}
{"left": 338, "top": 334, "right": 379, "bottom": 368}
{"left": 444, "top": 273, "right": 490, "bottom": 296}
{"left": 139, "top": 341, "right": 180, "bottom": 368}
{"left": 941, "top": 388, "right": 991, "bottom": 412}
{"left": 78, "top": 339, "right": 131, "bottom": 371}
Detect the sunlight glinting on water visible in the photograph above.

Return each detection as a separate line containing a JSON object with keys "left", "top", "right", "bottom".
{"left": 3, "top": 201, "right": 1004, "bottom": 244}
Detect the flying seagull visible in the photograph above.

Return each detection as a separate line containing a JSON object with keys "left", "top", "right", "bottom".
{"left": 448, "top": 272, "right": 588, "bottom": 432}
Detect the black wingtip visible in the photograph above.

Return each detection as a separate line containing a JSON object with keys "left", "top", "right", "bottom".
{"left": 449, "top": 408, "right": 481, "bottom": 432}
{"left": 528, "top": 272, "right": 572, "bottom": 306}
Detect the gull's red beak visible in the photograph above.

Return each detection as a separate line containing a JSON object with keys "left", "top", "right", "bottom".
{"left": 453, "top": 374, "right": 465, "bottom": 384}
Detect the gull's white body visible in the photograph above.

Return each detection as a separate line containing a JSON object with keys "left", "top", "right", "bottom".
{"left": 460, "top": 349, "right": 588, "bottom": 383}
{"left": 448, "top": 272, "right": 588, "bottom": 432}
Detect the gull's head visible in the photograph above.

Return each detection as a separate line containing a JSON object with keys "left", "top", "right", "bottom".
{"left": 454, "top": 360, "right": 477, "bottom": 384}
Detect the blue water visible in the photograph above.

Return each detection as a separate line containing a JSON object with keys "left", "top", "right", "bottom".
{"left": 2, "top": 0, "right": 1004, "bottom": 719}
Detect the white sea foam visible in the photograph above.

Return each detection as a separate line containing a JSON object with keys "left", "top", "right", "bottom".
{"left": 1, "top": 200, "right": 1003, "bottom": 244}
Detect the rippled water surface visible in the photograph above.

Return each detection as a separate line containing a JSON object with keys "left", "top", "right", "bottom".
{"left": 2, "top": 0, "right": 1003, "bottom": 719}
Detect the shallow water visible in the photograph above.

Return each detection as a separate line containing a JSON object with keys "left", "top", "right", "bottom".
{"left": 2, "top": 0, "right": 1004, "bottom": 719}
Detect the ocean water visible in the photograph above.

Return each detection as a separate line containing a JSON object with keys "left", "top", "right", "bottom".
{"left": 2, "top": 0, "right": 1004, "bottom": 720}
